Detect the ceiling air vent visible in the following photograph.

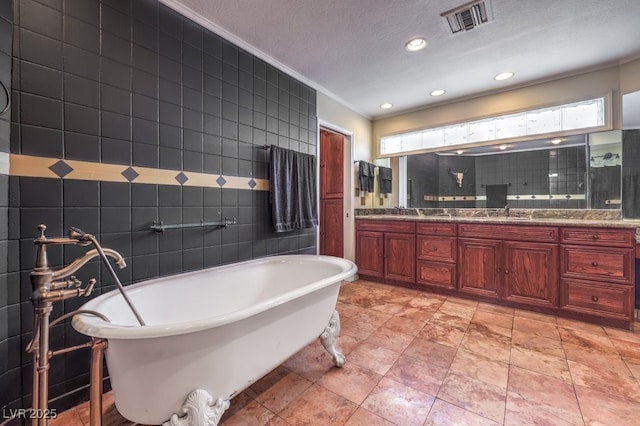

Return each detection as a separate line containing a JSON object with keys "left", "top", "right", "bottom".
{"left": 441, "top": 0, "right": 491, "bottom": 34}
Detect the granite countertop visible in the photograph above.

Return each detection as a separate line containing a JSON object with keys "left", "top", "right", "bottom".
{"left": 355, "top": 208, "right": 640, "bottom": 242}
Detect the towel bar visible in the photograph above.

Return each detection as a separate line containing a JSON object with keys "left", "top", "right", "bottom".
{"left": 150, "top": 218, "right": 237, "bottom": 233}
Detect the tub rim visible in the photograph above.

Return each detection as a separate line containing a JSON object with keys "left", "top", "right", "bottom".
{"left": 71, "top": 254, "right": 357, "bottom": 339}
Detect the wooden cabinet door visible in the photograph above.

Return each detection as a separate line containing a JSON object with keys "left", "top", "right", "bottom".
{"left": 320, "top": 130, "right": 344, "bottom": 199}
{"left": 320, "top": 199, "right": 344, "bottom": 257}
{"left": 355, "top": 231, "right": 383, "bottom": 278}
{"left": 504, "top": 241, "right": 559, "bottom": 308}
{"left": 384, "top": 232, "right": 416, "bottom": 283}
{"left": 458, "top": 238, "right": 501, "bottom": 299}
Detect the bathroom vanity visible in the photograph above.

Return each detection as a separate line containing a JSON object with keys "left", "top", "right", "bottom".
{"left": 355, "top": 211, "right": 639, "bottom": 329}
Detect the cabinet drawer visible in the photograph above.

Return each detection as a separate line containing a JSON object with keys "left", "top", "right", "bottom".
{"left": 417, "top": 236, "right": 456, "bottom": 262}
{"left": 416, "top": 260, "right": 456, "bottom": 289}
{"left": 458, "top": 223, "right": 558, "bottom": 242}
{"left": 560, "top": 246, "right": 634, "bottom": 285}
{"left": 356, "top": 220, "right": 415, "bottom": 233}
{"left": 560, "top": 227, "right": 635, "bottom": 248}
{"left": 560, "top": 279, "right": 633, "bottom": 320}
{"left": 416, "top": 222, "right": 457, "bottom": 236}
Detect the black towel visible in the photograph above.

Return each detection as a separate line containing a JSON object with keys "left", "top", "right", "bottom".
{"left": 622, "top": 175, "right": 640, "bottom": 218}
{"left": 378, "top": 166, "right": 392, "bottom": 194}
{"left": 269, "top": 145, "right": 318, "bottom": 232}
{"left": 358, "top": 161, "right": 376, "bottom": 193}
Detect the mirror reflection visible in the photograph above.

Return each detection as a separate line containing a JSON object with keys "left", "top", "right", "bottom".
{"left": 405, "top": 131, "right": 622, "bottom": 210}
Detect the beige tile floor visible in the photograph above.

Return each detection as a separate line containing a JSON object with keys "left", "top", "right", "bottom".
{"left": 52, "top": 279, "right": 640, "bottom": 425}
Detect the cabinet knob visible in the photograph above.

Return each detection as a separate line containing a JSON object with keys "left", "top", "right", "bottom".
{"left": 496, "top": 267, "right": 502, "bottom": 273}
{"left": 431, "top": 247, "right": 438, "bottom": 252}
{"left": 591, "top": 261, "right": 598, "bottom": 267}
{"left": 592, "top": 235, "right": 599, "bottom": 240}
{"left": 504, "top": 268, "right": 509, "bottom": 274}
{"left": 592, "top": 295, "right": 599, "bottom": 302}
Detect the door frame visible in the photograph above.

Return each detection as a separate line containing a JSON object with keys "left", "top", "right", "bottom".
{"left": 318, "top": 120, "right": 354, "bottom": 261}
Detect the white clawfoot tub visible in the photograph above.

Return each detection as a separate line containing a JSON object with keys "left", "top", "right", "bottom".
{"left": 72, "top": 254, "right": 357, "bottom": 425}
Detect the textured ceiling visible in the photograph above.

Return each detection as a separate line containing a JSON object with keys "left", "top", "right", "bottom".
{"left": 165, "top": 0, "right": 640, "bottom": 120}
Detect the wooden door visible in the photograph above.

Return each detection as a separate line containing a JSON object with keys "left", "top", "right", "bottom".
{"left": 320, "top": 130, "right": 344, "bottom": 199}
{"left": 319, "top": 128, "right": 345, "bottom": 257}
{"left": 320, "top": 199, "right": 344, "bottom": 257}
{"left": 356, "top": 231, "right": 384, "bottom": 278}
{"left": 503, "top": 241, "right": 559, "bottom": 307}
{"left": 384, "top": 232, "right": 416, "bottom": 283}
{"left": 458, "top": 238, "right": 502, "bottom": 299}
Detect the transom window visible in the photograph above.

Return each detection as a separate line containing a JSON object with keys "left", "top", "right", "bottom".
{"left": 380, "top": 97, "right": 607, "bottom": 156}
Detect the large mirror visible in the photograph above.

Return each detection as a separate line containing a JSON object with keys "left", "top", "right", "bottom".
{"left": 404, "top": 130, "right": 622, "bottom": 210}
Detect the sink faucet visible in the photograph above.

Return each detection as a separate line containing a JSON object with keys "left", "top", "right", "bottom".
{"left": 504, "top": 203, "right": 510, "bottom": 217}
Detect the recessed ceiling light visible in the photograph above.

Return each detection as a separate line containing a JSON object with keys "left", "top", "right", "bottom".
{"left": 456, "top": 149, "right": 464, "bottom": 155}
{"left": 550, "top": 138, "right": 562, "bottom": 145}
{"left": 405, "top": 37, "right": 427, "bottom": 52}
{"left": 494, "top": 72, "right": 514, "bottom": 81}
{"left": 380, "top": 103, "right": 393, "bottom": 109}
{"left": 498, "top": 144, "right": 508, "bottom": 150}
{"left": 430, "top": 89, "right": 446, "bottom": 97}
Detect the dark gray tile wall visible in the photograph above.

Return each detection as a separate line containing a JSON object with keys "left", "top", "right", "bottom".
{"left": 407, "top": 153, "right": 438, "bottom": 207}
{"left": 9, "top": 0, "right": 317, "bottom": 413}
{"left": 477, "top": 150, "right": 550, "bottom": 208}
{"left": 622, "top": 129, "right": 640, "bottom": 218}
{"left": 0, "top": 0, "right": 12, "bottom": 414}
{"left": 438, "top": 155, "right": 476, "bottom": 208}
{"left": 549, "top": 146, "right": 586, "bottom": 209}
{"left": 406, "top": 146, "right": 586, "bottom": 209}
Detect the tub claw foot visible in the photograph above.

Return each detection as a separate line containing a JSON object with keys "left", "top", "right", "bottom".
{"left": 320, "top": 310, "right": 345, "bottom": 367}
{"left": 163, "top": 389, "right": 230, "bottom": 426}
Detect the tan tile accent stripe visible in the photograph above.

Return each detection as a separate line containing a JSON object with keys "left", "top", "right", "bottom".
{"left": 424, "top": 193, "right": 588, "bottom": 202}
{"left": 8, "top": 154, "right": 269, "bottom": 191}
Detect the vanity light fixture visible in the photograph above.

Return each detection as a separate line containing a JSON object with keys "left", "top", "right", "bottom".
{"left": 494, "top": 72, "right": 514, "bottom": 81}
{"left": 550, "top": 138, "right": 562, "bottom": 145}
{"left": 498, "top": 144, "right": 508, "bottom": 150}
{"left": 405, "top": 37, "right": 427, "bottom": 52}
{"left": 430, "top": 89, "right": 446, "bottom": 97}
{"left": 380, "top": 103, "right": 393, "bottom": 109}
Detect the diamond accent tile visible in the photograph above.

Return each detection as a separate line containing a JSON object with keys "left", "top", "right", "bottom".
{"left": 216, "top": 175, "right": 227, "bottom": 187}
{"left": 248, "top": 178, "right": 256, "bottom": 189}
{"left": 175, "top": 172, "right": 189, "bottom": 185}
{"left": 49, "top": 160, "right": 74, "bottom": 178}
{"left": 121, "top": 167, "right": 139, "bottom": 182}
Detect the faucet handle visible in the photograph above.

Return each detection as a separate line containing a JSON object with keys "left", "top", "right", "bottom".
{"left": 35, "top": 224, "right": 51, "bottom": 244}
{"left": 69, "top": 226, "right": 87, "bottom": 241}
{"left": 68, "top": 227, "right": 93, "bottom": 246}
{"left": 82, "top": 278, "right": 96, "bottom": 297}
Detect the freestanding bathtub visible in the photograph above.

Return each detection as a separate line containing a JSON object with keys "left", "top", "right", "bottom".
{"left": 72, "top": 254, "right": 357, "bottom": 425}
